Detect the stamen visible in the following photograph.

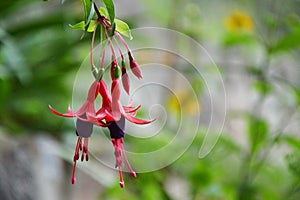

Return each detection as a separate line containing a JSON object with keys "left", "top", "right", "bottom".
{"left": 119, "top": 166, "right": 124, "bottom": 188}
{"left": 81, "top": 152, "right": 84, "bottom": 162}
{"left": 122, "top": 147, "right": 137, "bottom": 178}
{"left": 72, "top": 161, "right": 77, "bottom": 184}
{"left": 78, "top": 137, "right": 82, "bottom": 151}
{"left": 83, "top": 138, "right": 89, "bottom": 161}
{"left": 74, "top": 137, "right": 82, "bottom": 161}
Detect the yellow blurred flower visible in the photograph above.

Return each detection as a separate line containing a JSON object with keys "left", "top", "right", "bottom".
{"left": 225, "top": 11, "right": 254, "bottom": 33}
{"left": 166, "top": 91, "right": 200, "bottom": 116}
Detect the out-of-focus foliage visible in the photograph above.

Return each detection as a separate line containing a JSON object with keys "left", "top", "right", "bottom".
{"left": 0, "top": 0, "right": 89, "bottom": 135}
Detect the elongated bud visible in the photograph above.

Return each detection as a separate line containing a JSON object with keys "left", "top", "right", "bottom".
{"left": 128, "top": 51, "right": 142, "bottom": 79}
{"left": 111, "top": 80, "right": 122, "bottom": 120}
{"left": 121, "top": 60, "right": 130, "bottom": 95}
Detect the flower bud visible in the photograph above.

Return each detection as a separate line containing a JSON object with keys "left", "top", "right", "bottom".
{"left": 128, "top": 51, "right": 142, "bottom": 79}
{"left": 121, "top": 61, "right": 130, "bottom": 95}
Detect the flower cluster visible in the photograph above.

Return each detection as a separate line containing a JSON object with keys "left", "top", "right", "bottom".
{"left": 49, "top": 3, "right": 154, "bottom": 188}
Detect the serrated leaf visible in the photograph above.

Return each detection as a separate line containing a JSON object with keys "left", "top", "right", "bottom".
{"left": 99, "top": 6, "right": 108, "bottom": 17}
{"left": 102, "top": 0, "right": 115, "bottom": 23}
{"left": 115, "top": 19, "right": 132, "bottom": 39}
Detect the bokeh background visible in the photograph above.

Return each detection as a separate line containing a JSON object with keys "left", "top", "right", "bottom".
{"left": 1, "top": 0, "right": 300, "bottom": 199}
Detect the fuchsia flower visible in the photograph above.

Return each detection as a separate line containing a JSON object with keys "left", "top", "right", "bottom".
{"left": 49, "top": 80, "right": 107, "bottom": 127}
{"left": 108, "top": 116, "right": 137, "bottom": 188}
{"left": 49, "top": 2, "right": 155, "bottom": 188}
{"left": 49, "top": 79, "right": 154, "bottom": 186}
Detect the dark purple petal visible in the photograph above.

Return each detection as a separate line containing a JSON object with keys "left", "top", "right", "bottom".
{"left": 76, "top": 117, "right": 93, "bottom": 138}
{"left": 108, "top": 116, "right": 125, "bottom": 139}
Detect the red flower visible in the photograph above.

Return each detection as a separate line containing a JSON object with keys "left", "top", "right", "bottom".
{"left": 108, "top": 116, "right": 136, "bottom": 188}
{"left": 49, "top": 80, "right": 107, "bottom": 127}
{"left": 83, "top": 79, "right": 154, "bottom": 126}
{"left": 110, "top": 79, "right": 154, "bottom": 124}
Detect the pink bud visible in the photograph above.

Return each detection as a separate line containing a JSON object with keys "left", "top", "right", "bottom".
{"left": 122, "top": 67, "right": 130, "bottom": 95}
{"left": 128, "top": 51, "right": 143, "bottom": 79}
{"left": 71, "top": 162, "right": 77, "bottom": 184}
{"left": 130, "top": 59, "right": 143, "bottom": 79}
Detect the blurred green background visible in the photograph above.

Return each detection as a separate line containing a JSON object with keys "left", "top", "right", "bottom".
{"left": 1, "top": 0, "right": 300, "bottom": 200}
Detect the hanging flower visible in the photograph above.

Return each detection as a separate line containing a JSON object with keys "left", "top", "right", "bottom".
{"left": 50, "top": 2, "right": 156, "bottom": 188}
{"left": 82, "top": 79, "right": 154, "bottom": 126}
{"left": 49, "top": 80, "right": 107, "bottom": 127}
{"left": 108, "top": 116, "right": 136, "bottom": 188}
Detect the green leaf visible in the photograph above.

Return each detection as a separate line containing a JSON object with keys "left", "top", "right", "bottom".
{"left": 102, "top": 0, "right": 115, "bottom": 23}
{"left": 115, "top": 19, "right": 132, "bottom": 39}
{"left": 82, "top": 0, "right": 92, "bottom": 22}
{"left": 253, "top": 80, "right": 272, "bottom": 95}
{"left": 69, "top": 21, "right": 85, "bottom": 31}
{"left": 271, "top": 28, "right": 300, "bottom": 53}
{"left": 87, "top": 20, "right": 97, "bottom": 32}
{"left": 282, "top": 136, "right": 300, "bottom": 151}
{"left": 81, "top": 0, "right": 94, "bottom": 30}
{"left": 99, "top": 6, "right": 107, "bottom": 17}
{"left": 69, "top": 20, "right": 97, "bottom": 32}
{"left": 248, "top": 116, "right": 269, "bottom": 153}
{"left": 223, "top": 32, "right": 256, "bottom": 46}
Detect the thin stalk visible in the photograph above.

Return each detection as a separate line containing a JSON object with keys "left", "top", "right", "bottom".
{"left": 90, "top": 22, "right": 99, "bottom": 70}
{"left": 115, "top": 32, "right": 130, "bottom": 52}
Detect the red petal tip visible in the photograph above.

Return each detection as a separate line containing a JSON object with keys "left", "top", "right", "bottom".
{"left": 120, "top": 181, "right": 125, "bottom": 188}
